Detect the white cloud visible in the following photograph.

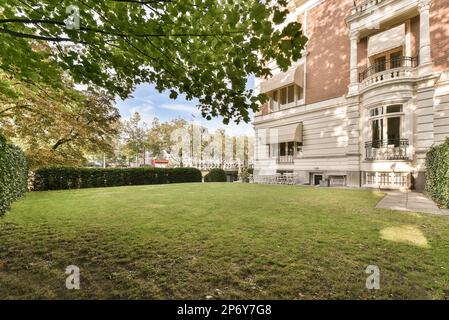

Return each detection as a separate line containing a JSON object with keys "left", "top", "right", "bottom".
{"left": 193, "top": 118, "right": 254, "bottom": 137}
{"left": 126, "top": 103, "right": 155, "bottom": 125}
{"left": 159, "top": 103, "right": 201, "bottom": 115}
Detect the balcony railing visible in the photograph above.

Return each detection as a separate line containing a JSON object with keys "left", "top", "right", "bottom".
{"left": 365, "top": 139, "right": 409, "bottom": 160}
{"left": 277, "top": 155, "right": 294, "bottom": 164}
{"left": 359, "top": 56, "right": 419, "bottom": 82}
{"left": 365, "top": 172, "right": 411, "bottom": 188}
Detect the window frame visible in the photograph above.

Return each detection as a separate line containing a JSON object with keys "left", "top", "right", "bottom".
{"left": 369, "top": 47, "right": 404, "bottom": 72}
{"left": 268, "top": 84, "right": 305, "bottom": 113}
{"left": 368, "top": 104, "right": 405, "bottom": 145}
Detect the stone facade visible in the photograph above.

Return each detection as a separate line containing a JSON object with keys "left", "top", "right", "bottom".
{"left": 253, "top": 0, "right": 449, "bottom": 191}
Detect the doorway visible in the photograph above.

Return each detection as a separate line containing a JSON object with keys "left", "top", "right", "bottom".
{"left": 314, "top": 175, "right": 323, "bottom": 186}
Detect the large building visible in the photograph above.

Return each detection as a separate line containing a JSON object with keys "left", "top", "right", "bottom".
{"left": 253, "top": 0, "right": 449, "bottom": 190}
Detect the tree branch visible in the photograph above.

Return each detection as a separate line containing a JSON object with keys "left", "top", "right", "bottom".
{"left": 0, "top": 104, "right": 34, "bottom": 117}
{"left": 0, "top": 19, "right": 245, "bottom": 38}
{"left": 52, "top": 132, "right": 79, "bottom": 150}
{"left": 0, "top": 27, "right": 86, "bottom": 43}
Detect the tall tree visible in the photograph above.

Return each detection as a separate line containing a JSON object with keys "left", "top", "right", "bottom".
{"left": 121, "top": 112, "right": 149, "bottom": 165}
{"left": 0, "top": 87, "right": 121, "bottom": 167}
{"left": 0, "top": 0, "right": 307, "bottom": 123}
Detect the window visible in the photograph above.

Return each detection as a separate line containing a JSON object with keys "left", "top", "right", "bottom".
{"left": 370, "top": 107, "right": 383, "bottom": 117}
{"left": 296, "top": 142, "right": 303, "bottom": 155}
{"left": 379, "top": 172, "right": 389, "bottom": 185}
{"left": 287, "top": 85, "right": 295, "bottom": 104}
{"left": 271, "top": 91, "right": 279, "bottom": 112}
{"left": 370, "top": 48, "right": 403, "bottom": 73}
{"left": 279, "top": 142, "right": 286, "bottom": 156}
{"left": 280, "top": 87, "right": 287, "bottom": 105}
{"left": 287, "top": 142, "right": 295, "bottom": 156}
{"left": 280, "top": 86, "right": 295, "bottom": 105}
{"left": 272, "top": 142, "right": 302, "bottom": 159}
{"left": 366, "top": 172, "right": 376, "bottom": 185}
{"left": 268, "top": 84, "right": 304, "bottom": 113}
{"left": 387, "top": 117, "right": 400, "bottom": 146}
{"left": 386, "top": 105, "right": 402, "bottom": 113}
{"left": 374, "top": 56, "right": 386, "bottom": 73}
{"left": 369, "top": 104, "right": 403, "bottom": 146}
{"left": 372, "top": 119, "right": 384, "bottom": 145}
{"left": 296, "top": 85, "right": 304, "bottom": 100}
{"left": 390, "top": 51, "right": 402, "bottom": 69}
{"left": 365, "top": 172, "right": 409, "bottom": 187}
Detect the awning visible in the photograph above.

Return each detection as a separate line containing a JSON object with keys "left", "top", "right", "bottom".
{"left": 260, "top": 65, "right": 304, "bottom": 94}
{"left": 266, "top": 123, "right": 303, "bottom": 144}
{"left": 368, "top": 24, "right": 405, "bottom": 57}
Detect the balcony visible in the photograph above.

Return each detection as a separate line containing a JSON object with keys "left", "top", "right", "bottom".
{"left": 359, "top": 56, "right": 419, "bottom": 89}
{"left": 276, "top": 155, "right": 294, "bottom": 164}
{"left": 365, "top": 139, "right": 410, "bottom": 161}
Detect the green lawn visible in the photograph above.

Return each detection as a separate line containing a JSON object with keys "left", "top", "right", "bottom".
{"left": 1, "top": 183, "right": 449, "bottom": 299}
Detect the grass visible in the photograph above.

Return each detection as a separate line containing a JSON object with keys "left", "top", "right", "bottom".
{"left": 1, "top": 183, "right": 449, "bottom": 299}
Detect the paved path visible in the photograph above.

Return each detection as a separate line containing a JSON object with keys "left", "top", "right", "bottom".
{"left": 376, "top": 191, "right": 449, "bottom": 215}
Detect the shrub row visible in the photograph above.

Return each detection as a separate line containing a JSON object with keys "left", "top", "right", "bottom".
{"left": 204, "top": 168, "right": 227, "bottom": 182}
{"left": 0, "top": 134, "right": 28, "bottom": 215}
{"left": 32, "top": 167, "right": 202, "bottom": 191}
{"left": 425, "top": 138, "right": 449, "bottom": 208}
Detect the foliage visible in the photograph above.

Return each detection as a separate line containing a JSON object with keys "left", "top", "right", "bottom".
{"left": 0, "top": 79, "right": 121, "bottom": 167}
{"left": 147, "top": 117, "right": 188, "bottom": 158}
{"left": 121, "top": 112, "right": 150, "bottom": 165}
{"left": 0, "top": 0, "right": 307, "bottom": 123}
{"left": 0, "top": 133, "right": 28, "bottom": 215}
{"left": 238, "top": 167, "right": 252, "bottom": 183}
{"left": 425, "top": 138, "right": 449, "bottom": 208}
{"left": 204, "top": 168, "right": 227, "bottom": 182}
{"left": 32, "top": 166, "right": 202, "bottom": 191}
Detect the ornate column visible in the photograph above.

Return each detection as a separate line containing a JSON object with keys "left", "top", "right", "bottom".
{"left": 349, "top": 31, "right": 359, "bottom": 94}
{"left": 418, "top": 0, "right": 432, "bottom": 76}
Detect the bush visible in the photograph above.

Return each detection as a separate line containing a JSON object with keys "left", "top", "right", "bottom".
{"left": 33, "top": 166, "right": 202, "bottom": 191}
{"left": 0, "top": 134, "right": 28, "bottom": 215}
{"left": 204, "top": 168, "right": 227, "bottom": 182}
{"left": 238, "top": 167, "right": 252, "bottom": 183}
{"left": 425, "top": 138, "right": 449, "bottom": 208}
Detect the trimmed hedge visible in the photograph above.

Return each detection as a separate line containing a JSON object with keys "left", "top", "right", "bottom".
{"left": 0, "top": 134, "right": 28, "bottom": 215}
{"left": 33, "top": 167, "right": 202, "bottom": 191}
{"left": 425, "top": 138, "right": 449, "bottom": 208}
{"left": 204, "top": 168, "right": 227, "bottom": 182}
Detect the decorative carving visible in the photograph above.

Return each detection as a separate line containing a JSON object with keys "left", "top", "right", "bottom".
{"left": 418, "top": 0, "right": 432, "bottom": 12}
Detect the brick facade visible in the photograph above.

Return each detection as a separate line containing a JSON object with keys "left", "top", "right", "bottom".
{"left": 430, "top": 0, "right": 449, "bottom": 72}
{"left": 254, "top": 0, "right": 449, "bottom": 190}
{"left": 304, "top": 0, "right": 352, "bottom": 104}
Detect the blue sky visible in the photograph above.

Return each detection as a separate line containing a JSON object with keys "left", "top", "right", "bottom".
{"left": 115, "top": 76, "right": 256, "bottom": 137}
